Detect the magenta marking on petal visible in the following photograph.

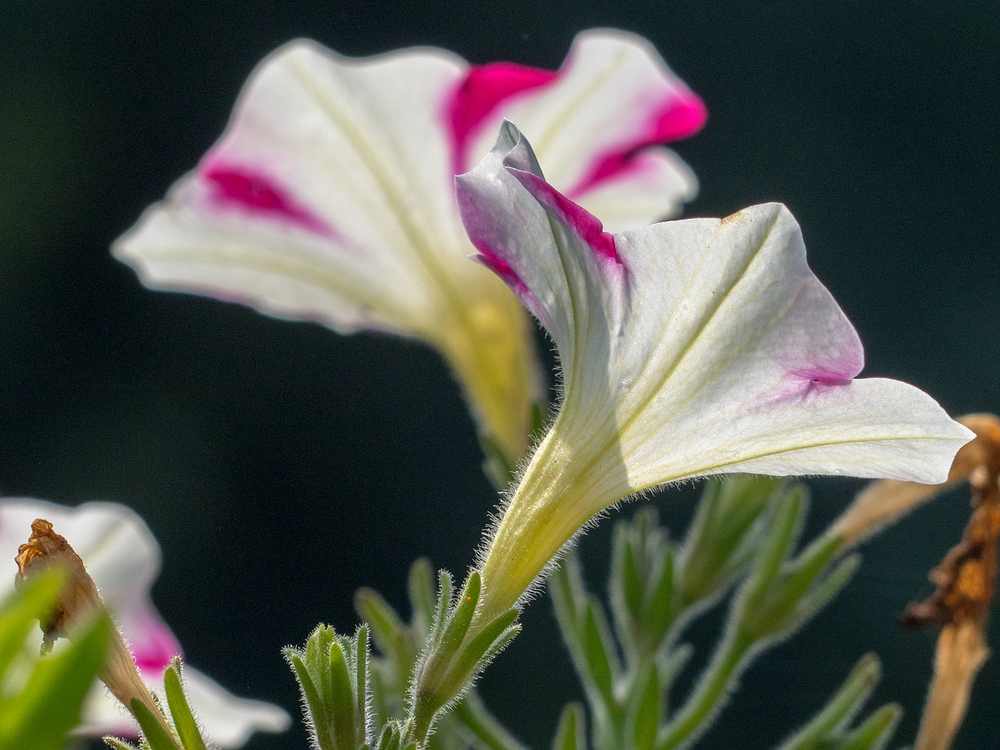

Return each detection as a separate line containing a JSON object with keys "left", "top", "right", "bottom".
{"left": 568, "top": 92, "right": 708, "bottom": 198}
{"left": 447, "top": 62, "right": 557, "bottom": 174}
{"left": 128, "top": 611, "right": 183, "bottom": 671}
{"left": 649, "top": 93, "right": 709, "bottom": 142}
{"left": 512, "top": 170, "right": 619, "bottom": 262}
{"left": 201, "top": 162, "right": 337, "bottom": 238}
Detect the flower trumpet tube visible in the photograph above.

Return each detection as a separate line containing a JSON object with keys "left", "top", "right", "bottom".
{"left": 112, "top": 30, "right": 706, "bottom": 477}
{"left": 457, "top": 122, "right": 974, "bottom": 622}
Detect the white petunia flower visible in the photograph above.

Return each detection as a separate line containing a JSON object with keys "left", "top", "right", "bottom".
{"left": 455, "top": 122, "right": 974, "bottom": 620}
{"left": 112, "top": 30, "right": 706, "bottom": 475}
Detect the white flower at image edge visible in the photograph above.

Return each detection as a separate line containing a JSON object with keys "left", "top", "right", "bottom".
{"left": 0, "top": 499, "right": 290, "bottom": 747}
{"left": 456, "top": 122, "right": 975, "bottom": 621}
{"left": 112, "top": 29, "right": 707, "bottom": 474}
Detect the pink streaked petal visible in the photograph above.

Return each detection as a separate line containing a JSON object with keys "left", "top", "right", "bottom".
{"left": 649, "top": 93, "right": 709, "bottom": 142}
{"left": 569, "top": 92, "right": 707, "bottom": 198}
{"left": 447, "top": 62, "right": 558, "bottom": 174}
{"left": 509, "top": 168, "right": 619, "bottom": 262}
{"left": 122, "top": 604, "right": 183, "bottom": 671}
{"left": 201, "top": 160, "right": 338, "bottom": 239}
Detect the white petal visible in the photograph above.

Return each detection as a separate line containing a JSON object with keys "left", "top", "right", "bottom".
{"left": 612, "top": 206, "right": 972, "bottom": 486}
{"left": 115, "top": 39, "right": 469, "bottom": 337}
{"left": 464, "top": 29, "right": 706, "bottom": 226}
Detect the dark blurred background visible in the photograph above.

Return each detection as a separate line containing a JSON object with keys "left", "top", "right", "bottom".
{"left": 2, "top": 1, "right": 998, "bottom": 748}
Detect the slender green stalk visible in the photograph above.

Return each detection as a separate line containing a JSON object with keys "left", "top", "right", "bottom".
{"left": 656, "top": 627, "right": 753, "bottom": 750}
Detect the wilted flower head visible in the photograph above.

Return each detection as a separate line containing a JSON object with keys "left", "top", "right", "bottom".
{"left": 456, "top": 122, "right": 974, "bottom": 620}
{"left": 1, "top": 498, "right": 289, "bottom": 748}
{"left": 112, "top": 30, "right": 706, "bottom": 478}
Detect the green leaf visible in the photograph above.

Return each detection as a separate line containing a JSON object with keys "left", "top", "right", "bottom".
{"left": 130, "top": 698, "right": 181, "bottom": 750}
{"left": 628, "top": 662, "right": 661, "bottom": 750}
{"left": 643, "top": 544, "right": 676, "bottom": 647}
{"left": 163, "top": 658, "right": 209, "bottom": 750}
{"left": 579, "top": 598, "right": 618, "bottom": 708}
{"left": 836, "top": 704, "right": 900, "bottom": 750}
{"left": 452, "top": 690, "right": 527, "bottom": 750}
{"left": 103, "top": 738, "right": 140, "bottom": 750}
{"left": 0, "top": 611, "right": 109, "bottom": 750}
{"left": 408, "top": 559, "right": 437, "bottom": 638}
{"left": 775, "top": 654, "right": 882, "bottom": 750}
{"left": 329, "top": 639, "right": 358, "bottom": 750}
{"left": 552, "top": 703, "right": 586, "bottom": 750}
{"left": 356, "top": 625, "right": 370, "bottom": 743}
{"left": 437, "top": 574, "right": 481, "bottom": 660}
{"left": 355, "top": 590, "right": 405, "bottom": 662}
{"left": 0, "top": 571, "right": 65, "bottom": 678}
{"left": 285, "top": 648, "right": 335, "bottom": 750}
{"left": 449, "top": 609, "right": 519, "bottom": 684}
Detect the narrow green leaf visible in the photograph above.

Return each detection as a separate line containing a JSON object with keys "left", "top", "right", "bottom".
{"left": 644, "top": 546, "right": 675, "bottom": 644}
{"left": 329, "top": 639, "right": 357, "bottom": 750}
{"left": 552, "top": 703, "right": 586, "bottom": 750}
{"left": 775, "top": 654, "right": 883, "bottom": 750}
{"left": 163, "top": 659, "right": 209, "bottom": 750}
{"left": 286, "top": 649, "right": 335, "bottom": 750}
{"left": 103, "top": 738, "right": 140, "bottom": 750}
{"left": 619, "top": 534, "right": 645, "bottom": 622}
{"left": 130, "top": 698, "right": 181, "bottom": 750}
{"left": 837, "top": 704, "right": 901, "bottom": 750}
{"left": 356, "top": 625, "right": 370, "bottom": 746}
{"left": 2, "top": 613, "right": 109, "bottom": 750}
{"left": 792, "top": 555, "right": 861, "bottom": 632}
{"left": 376, "top": 723, "right": 400, "bottom": 750}
{"left": 0, "top": 571, "right": 64, "bottom": 678}
{"left": 755, "top": 491, "right": 806, "bottom": 591}
{"left": 355, "top": 590, "right": 404, "bottom": 658}
{"left": 629, "top": 662, "right": 661, "bottom": 750}
{"left": 475, "top": 623, "right": 521, "bottom": 668}
{"left": 450, "top": 609, "right": 519, "bottom": 683}
{"left": 579, "top": 599, "right": 616, "bottom": 706}
{"left": 780, "top": 534, "right": 843, "bottom": 611}
{"left": 429, "top": 572, "right": 454, "bottom": 646}
{"left": 438, "top": 573, "right": 481, "bottom": 659}
{"left": 408, "top": 558, "right": 437, "bottom": 636}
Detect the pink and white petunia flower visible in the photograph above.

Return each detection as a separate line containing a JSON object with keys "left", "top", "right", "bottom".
{"left": 112, "top": 30, "right": 706, "bottom": 476}
{"left": 0, "top": 498, "right": 290, "bottom": 748}
{"left": 456, "top": 122, "right": 975, "bottom": 621}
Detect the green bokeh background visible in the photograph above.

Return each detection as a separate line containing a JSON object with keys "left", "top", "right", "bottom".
{"left": 2, "top": 2, "right": 998, "bottom": 748}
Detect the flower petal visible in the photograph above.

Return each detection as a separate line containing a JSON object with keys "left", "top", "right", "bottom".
{"left": 115, "top": 39, "right": 469, "bottom": 337}
{"left": 461, "top": 124, "right": 973, "bottom": 619}
{"left": 0, "top": 498, "right": 290, "bottom": 747}
{"left": 460, "top": 30, "right": 705, "bottom": 224}
{"left": 114, "top": 39, "right": 543, "bottom": 471}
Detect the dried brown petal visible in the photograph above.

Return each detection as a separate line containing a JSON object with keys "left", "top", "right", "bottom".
{"left": 913, "top": 620, "right": 990, "bottom": 750}
{"left": 14, "top": 517, "right": 172, "bottom": 736}
{"left": 15, "top": 518, "right": 105, "bottom": 652}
